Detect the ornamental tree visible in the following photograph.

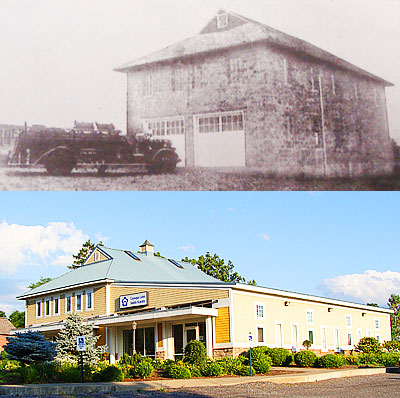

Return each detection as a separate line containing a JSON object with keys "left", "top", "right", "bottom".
{"left": 55, "top": 313, "right": 107, "bottom": 364}
{"left": 4, "top": 331, "right": 57, "bottom": 364}
{"left": 388, "top": 294, "right": 400, "bottom": 341}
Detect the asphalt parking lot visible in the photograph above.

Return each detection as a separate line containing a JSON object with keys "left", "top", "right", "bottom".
{"left": 2, "top": 374, "right": 399, "bottom": 398}
{"left": 1, "top": 167, "right": 400, "bottom": 191}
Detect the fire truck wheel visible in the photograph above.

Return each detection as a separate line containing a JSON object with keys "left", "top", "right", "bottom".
{"left": 44, "top": 151, "right": 77, "bottom": 176}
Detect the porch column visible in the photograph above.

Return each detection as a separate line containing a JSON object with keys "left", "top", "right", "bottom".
{"left": 109, "top": 327, "right": 117, "bottom": 364}
{"left": 205, "top": 316, "right": 213, "bottom": 358}
{"left": 164, "top": 323, "right": 174, "bottom": 360}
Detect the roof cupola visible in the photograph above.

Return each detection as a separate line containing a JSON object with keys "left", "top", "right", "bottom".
{"left": 139, "top": 240, "right": 154, "bottom": 256}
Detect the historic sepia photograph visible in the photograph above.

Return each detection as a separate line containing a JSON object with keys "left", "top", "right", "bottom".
{"left": 1, "top": 0, "right": 399, "bottom": 190}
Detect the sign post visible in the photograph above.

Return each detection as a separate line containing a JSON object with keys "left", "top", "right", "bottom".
{"left": 248, "top": 333, "right": 253, "bottom": 376}
{"left": 76, "top": 336, "right": 86, "bottom": 383}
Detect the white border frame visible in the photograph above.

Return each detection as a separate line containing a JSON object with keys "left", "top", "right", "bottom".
{"left": 53, "top": 295, "right": 60, "bottom": 316}
{"left": 35, "top": 300, "right": 42, "bottom": 318}
{"left": 254, "top": 302, "right": 265, "bottom": 320}
{"left": 86, "top": 289, "right": 94, "bottom": 311}
{"left": 305, "top": 308, "right": 314, "bottom": 325}
{"left": 75, "top": 291, "right": 83, "bottom": 312}
{"left": 345, "top": 314, "right": 352, "bottom": 328}
{"left": 44, "top": 298, "right": 51, "bottom": 318}
{"left": 275, "top": 321, "right": 284, "bottom": 348}
{"left": 65, "top": 294, "right": 72, "bottom": 314}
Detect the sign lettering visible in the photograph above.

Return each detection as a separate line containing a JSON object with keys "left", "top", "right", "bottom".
{"left": 119, "top": 292, "right": 148, "bottom": 309}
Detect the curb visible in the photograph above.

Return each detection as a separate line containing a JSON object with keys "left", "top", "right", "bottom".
{"left": 0, "top": 367, "right": 395, "bottom": 396}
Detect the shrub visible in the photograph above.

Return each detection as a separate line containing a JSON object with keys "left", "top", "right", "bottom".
{"left": 269, "top": 348, "right": 292, "bottom": 366}
{"left": 252, "top": 356, "right": 272, "bottom": 373}
{"left": 357, "top": 353, "right": 384, "bottom": 367}
{"left": 168, "top": 364, "right": 191, "bottom": 379}
{"left": 201, "top": 361, "right": 222, "bottom": 377}
{"left": 383, "top": 341, "right": 400, "bottom": 353}
{"left": 249, "top": 346, "right": 271, "bottom": 359}
{"left": 294, "top": 350, "right": 317, "bottom": 367}
{"left": 355, "top": 337, "right": 382, "bottom": 354}
{"left": 61, "top": 365, "right": 82, "bottom": 383}
{"left": 134, "top": 361, "right": 154, "bottom": 378}
{"left": 343, "top": 354, "right": 360, "bottom": 366}
{"left": 302, "top": 340, "right": 312, "bottom": 350}
{"left": 316, "top": 354, "right": 344, "bottom": 368}
{"left": 18, "top": 366, "right": 39, "bottom": 384}
{"left": 183, "top": 340, "right": 207, "bottom": 366}
{"left": 185, "top": 363, "right": 202, "bottom": 377}
{"left": 32, "top": 362, "right": 62, "bottom": 383}
{"left": 98, "top": 366, "right": 124, "bottom": 382}
{"left": 236, "top": 364, "right": 256, "bottom": 376}
{"left": 382, "top": 353, "right": 400, "bottom": 367}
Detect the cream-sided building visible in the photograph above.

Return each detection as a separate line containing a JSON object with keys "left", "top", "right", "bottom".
{"left": 16, "top": 241, "right": 392, "bottom": 362}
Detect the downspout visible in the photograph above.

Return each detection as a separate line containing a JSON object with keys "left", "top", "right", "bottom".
{"left": 318, "top": 73, "right": 328, "bottom": 175}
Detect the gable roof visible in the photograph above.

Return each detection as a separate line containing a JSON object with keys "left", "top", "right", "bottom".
{"left": 0, "top": 318, "right": 14, "bottom": 335}
{"left": 17, "top": 245, "right": 231, "bottom": 299}
{"left": 114, "top": 9, "right": 393, "bottom": 86}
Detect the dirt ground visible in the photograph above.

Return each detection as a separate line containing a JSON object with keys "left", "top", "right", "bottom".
{"left": 1, "top": 166, "right": 400, "bottom": 191}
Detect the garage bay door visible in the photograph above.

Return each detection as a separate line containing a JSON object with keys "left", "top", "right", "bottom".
{"left": 145, "top": 117, "right": 185, "bottom": 167}
{"left": 194, "top": 111, "right": 245, "bottom": 167}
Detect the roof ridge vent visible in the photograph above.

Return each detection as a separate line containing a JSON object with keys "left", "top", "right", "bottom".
{"left": 168, "top": 258, "right": 184, "bottom": 269}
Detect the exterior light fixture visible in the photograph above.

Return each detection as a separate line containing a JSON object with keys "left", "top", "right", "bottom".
{"left": 284, "top": 301, "right": 290, "bottom": 306}
{"left": 328, "top": 307, "right": 333, "bottom": 312}
{"left": 132, "top": 321, "right": 137, "bottom": 354}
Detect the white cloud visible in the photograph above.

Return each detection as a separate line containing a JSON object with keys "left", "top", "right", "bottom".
{"left": 319, "top": 270, "right": 400, "bottom": 306}
{"left": 260, "top": 233, "right": 270, "bottom": 241}
{"left": 180, "top": 243, "right": 195, "bottom": 252}
{"left": 0, "top": 221, "right": 89, "bottom": 274}
{"left": 94, "top": 232, "right": 109, "bottom": 244}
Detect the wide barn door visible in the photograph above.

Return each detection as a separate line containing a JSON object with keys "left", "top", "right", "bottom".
{"left": 144, "top": 117, "right": 185, "bottom": 167}
{"left": 194, "top": 111, "right": 245, "bottom": 167}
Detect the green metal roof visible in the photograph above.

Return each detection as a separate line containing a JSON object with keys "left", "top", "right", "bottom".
{"left": 17, "top": 246, "right": 230, "bottom": 299}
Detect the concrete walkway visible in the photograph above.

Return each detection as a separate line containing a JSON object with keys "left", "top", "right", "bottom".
{"left": 0, "top": 367, "right": 394, "bottom": 396}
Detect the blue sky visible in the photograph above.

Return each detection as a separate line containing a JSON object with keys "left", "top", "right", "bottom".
{"left": 1, "top": 191, "right": 399, "bottom": 314}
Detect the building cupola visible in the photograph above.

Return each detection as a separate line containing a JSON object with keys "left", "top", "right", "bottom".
{"left": 139, "top": 240, "right": 154, "bottom": 256}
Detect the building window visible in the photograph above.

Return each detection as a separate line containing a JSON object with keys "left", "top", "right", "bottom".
{"left": 255, "top": 303, "right": 265, "bottom": 319}
{"left": 191, "top": 65, "right": 203, "bottom": 90}
{"left": 143, "top": 74, "right": 153, "bottom": 96}
{"left": 86, "top": 291, "right": 93, "bottom": 310}
{"left": 331, "top": 74, "right": 336, "bottom": 95}
{"left": 94, "top": 251, "right": 100, "bottom": 262}
{"left": 45, "top": 299, "right": 51, "bottom": 317}
{"left": 172, "top": 67, "right": 184, "bottom": 92}
{"left": 306, "top": 309, "right": 314, "bottom": 324}
{"left": 357, "top": 329, "right": 362, "bottom": 343}
{"left": 310, "top": 68, "right": 320, "bottom": 92}
{"left": 312, "top": 115, "right": 323, "bottom": 147}
{"left": 198, "top": 111, "right": 244, "bottom": 134}
{"left": 345, "top": 315, "right": 352, "bottom": 328}
{"left": 375, "top": 319, "right": 380, "bottom": 330}
{"left": 286, "top": 115, "right": 295, "bottom": 136}
{"left": 376, "top": 334, "right": 380, "bottom": 343}
{"left": 308, "top": 329, "right": 314, "bottom": 344}
{"left": 76, "top": 292, "right": 82, "bottom": 312}
{"left": 258, "top": 327, "right": 264, "bottom": 343}
{"left": 283, "top": 58, "right": 288, "bottom": 84}
{"left": 145, "top": 117, "right": 185, "bottom": 136}
{"left": 354, "top": 82, "right": 358, "bottom": 101}
{"left": 347, "top": 332, "right": 352, "bottom": 346}
{"left": 366, "top": 329, "right": 371, "bottom": 337}
{"left": 36, "top": 300, "right": 42, "bottom": 318}
{"left": 65, "top": 295, "right": 72, "bottom": 313}
{"left": 53, "top": 297, "right": 60, "bottom": 316}
{"left": 217, "top": 11, "right": 228, "bottom": 29}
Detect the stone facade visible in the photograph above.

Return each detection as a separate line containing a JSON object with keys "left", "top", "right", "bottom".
{"left": 120, "top": 11, "right": 394, "bottom": 176}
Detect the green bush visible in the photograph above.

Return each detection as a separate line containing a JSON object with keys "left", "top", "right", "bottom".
{"left": 343, "top": 354, "right": 360, "bottom": 366}
{"left": 294, "top": 350, "right": 317, "bottom": 367}
{"left": 134, "top": 361, "right": 154, "bottom": 378}
{"left": 168, "top": 364, "right": 191, "bottom": 379}
{"left": 183, "top": 340, "right": 207, "bottom": 366}
{"left": 61, "top": 365, "right": 82, "bottom": 383}
{"left": 32, "top": 362, "right": 62, "bottom": 383}
{"left": 19, "top": 366, "right": 39, "bottom": 384}
{"left": 382, "top": 353, "right": 400, "bottom": 367}
{"left": 355, "top": 337, "right": 382, "bottom": 354}
{"left": 0, "top": 359, "right": 20, "bottom": 371}
{"left": 357, "top": 353, "right": 384, "bottom": 367}
{"left": 185, "top": 363, "right": 202, "bottom": 377}
{"left": 383, "top": 341, "right": 400, "bottom": 353}
{"left": 98, "top": 366, "right": 124, "bottom": 382}
{"left": 235, "top": 364, "right": 256, "bottom": 376}
{"left": 201, "top": 361, "right": 222, "bottom": 377}
{"left": 252, "top": 356, "right": 272, "bottom": 373}
{"left": 269, "top": 348, "right": 292, "bottom": 366}
{"left": 249, "top": 346, "right": 271, "bottom": 359}
{"left": 316, "top": 354, "right": 344, "bottom": 368}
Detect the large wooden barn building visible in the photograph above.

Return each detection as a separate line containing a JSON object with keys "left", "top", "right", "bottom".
{"left": 115, "top": 9, "right": 394, "bottom": 176}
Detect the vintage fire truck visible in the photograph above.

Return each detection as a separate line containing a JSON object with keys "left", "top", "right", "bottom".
{"left": 7, "top": 128, "right": 180, "bottom": 176}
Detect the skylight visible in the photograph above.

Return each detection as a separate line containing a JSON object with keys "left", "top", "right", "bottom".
{"left": 168, "top": 259, "right": 184, "bottom": 269}
{"left": 125, "top": 251, "right": 141, "bottom": 261}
